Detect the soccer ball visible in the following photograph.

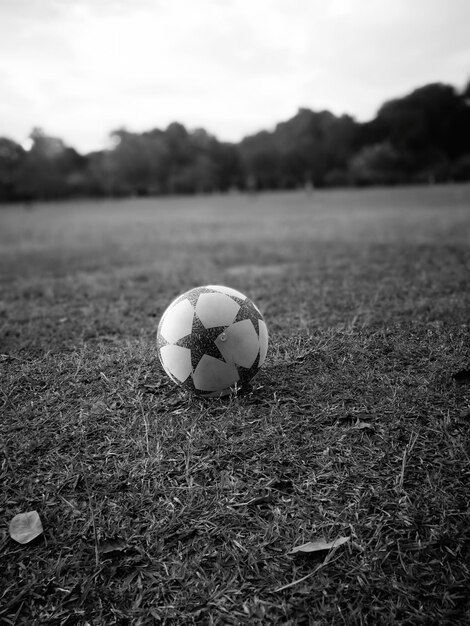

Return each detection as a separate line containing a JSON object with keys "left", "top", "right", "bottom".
{"left": 157, "top": 285, "right": 268, "bottom": 397}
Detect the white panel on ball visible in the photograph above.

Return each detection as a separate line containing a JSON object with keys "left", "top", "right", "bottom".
{"left": 258, "top": 320, "right": 269, "bottom": 367}
{"left": 215, "top": 319, "right": 259, "bottom": 368}
{"left": 207, "top": 285, "right": 247, "bottom": 300}
{"left": 160, "top": 345, "right": 193, "bottom": 382}
{"left": 159, "top": 298, "right": 194, "bottom": 343}
{"left": 196, "top": 293, "right": 240, "bottom": 328}
{"left": 193, "top": 354, "right": 239, "bottom": 391}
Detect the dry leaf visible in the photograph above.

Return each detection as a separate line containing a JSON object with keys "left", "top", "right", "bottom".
{"left": 354, "top": 412, "right": 375, "bottom": 421}
{"left": 100, "top": 539, "right": 128, "bottom": 554}
{"left": 231, "top": 494, "right": 272, "bottom": 508}
{"left": 9, "top": 511, "right": 43, "bottom": 544}
{"left": 353, "top": 421, "right": 375, "bottom": 430}
{"left": 289, "top": 536, "right": 350, "bottom": 555}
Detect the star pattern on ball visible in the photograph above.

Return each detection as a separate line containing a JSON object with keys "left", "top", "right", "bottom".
{"left": 176, "top": 312, "right": 227, "bottom": 372}
{"left": 157, "top": 333, "right": 168, "bottom": 350}
{"left": 233, "top": 299, "right": 263, "bottom": 335}
{"left": 157, "top": 285, "right": 268, "bottom": 396}
{"left": 177, "top": 286, "right": 216, "bottom": 308}
{"left": 236, "top": 351, "right": 261, "bottom": 383}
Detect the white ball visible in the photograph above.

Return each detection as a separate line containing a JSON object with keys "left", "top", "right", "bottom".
{"left": 157, "top": 285, "right": 268, "bottom": 397}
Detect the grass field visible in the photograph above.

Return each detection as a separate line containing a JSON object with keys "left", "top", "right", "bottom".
{"left": 1, "top": 184, "right": 470, "bottom": 625}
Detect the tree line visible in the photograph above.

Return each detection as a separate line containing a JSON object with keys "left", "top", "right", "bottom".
{"left": 1, "top": 81, "right": 469, "bottom": 202}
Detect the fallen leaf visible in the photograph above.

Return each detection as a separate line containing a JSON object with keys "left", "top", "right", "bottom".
{"left": 354, "top": 412, "right": 375, "bottom": 421}
{"left": 231, "top": 494, "right": 272, "bottom": 508}
{"left": 289, "top": 536, "right": 350, "bottom": 555}
{"left": 353, "top": 421, "right": 375, "bottom": 431}
{"left": 452, "top": 370, "right": 470, "bottom": 385}
{"left": 100, "top": 539, "right": 128, "bottom": 554}
{"left": 9, "top": 511, "right": 43, "bottom": 544}
{"left": 339, "top": 412, "right": 375, "bottom": 423}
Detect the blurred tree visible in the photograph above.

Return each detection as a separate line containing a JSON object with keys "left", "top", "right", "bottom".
{"left": 0, "top": 137, "right": 25, "bottom": 201}
{"left": 212, "top": 141, "right": 243, "bottom": 191}
{"left": 462, "top": 80, "right": 470, "bottom": 101}
{"left": 103, "top": 124, "right": 239, "bottom": 196}
{"left": 171, "top": 128, "right": 216, "bottom": 193}
{"left": 349, "top": 142, "right": 412, "bottom": 186}
{"left": 2, "top": 81, "right": 470, "bottom": 203}
{"left": 275, "top": 109, "right": 358, "bottom": 187}
{"left": 239, "top": 109, "right": 358, "bottom": 189}
{"left": 239, "top": 131, "right": 280, "bottom": 190}
{"left": 374, "top": 83, "right": 470, "bottom": 179}
{"left": 14, "top": 128, "right": 91, "bottom": 200}
{"left": 57, "top": 147, "right": 90, "bottom": 196}
{"left": 104, "top": 128, "right": 171, "bottom": 195}
{"left": 452, "top": 155, "right": 470, "bottom": 181}
{"left": 15, "top": 128, "right": 67, "bottom": 200}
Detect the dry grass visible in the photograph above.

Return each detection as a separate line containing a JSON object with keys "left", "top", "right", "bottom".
{"left": 1, "top": 185, "right": 470, "bottom": 624}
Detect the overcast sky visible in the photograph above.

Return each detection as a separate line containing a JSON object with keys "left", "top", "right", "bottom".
{"left": 1, "top": 0, "right": 469, "bottom": 154}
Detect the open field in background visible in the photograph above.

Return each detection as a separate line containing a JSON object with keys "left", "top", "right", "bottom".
{"left": 1, "top": 185, "right": 470, "bottom": 624}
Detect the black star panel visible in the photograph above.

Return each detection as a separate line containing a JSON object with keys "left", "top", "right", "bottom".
{"left": 233, "top": 299, "right": 264, "bottom": 336}
{"left": 157, "top": 333, "right": 169, "bottom": 350}
{"left": 171, "top": 286, "right": 222, "bottom": 310}
{"left": 236, "top": 351, "right": 261, "bottom": 387}
{"left": 174, "top": 333, "right": 192, "bottom": 350}
{"left": 181, "top": 372, "right": 196, "bottom": 393}
{"left": 184, "top": 286, "right": 216, "bottom": 308}
{"left": 187, "top": 313, "right": 227, "bottom": 372}
{"left": 206, "top": 285, "right": 248, "bottom": 301}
